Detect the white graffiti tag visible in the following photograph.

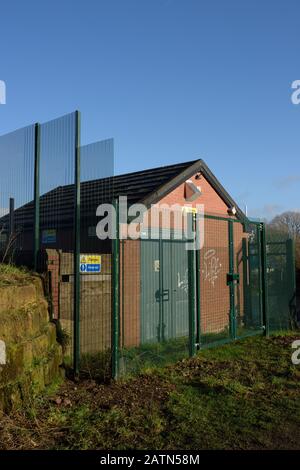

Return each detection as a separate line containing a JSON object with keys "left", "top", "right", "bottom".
{"left": 177, "top": 269, "right": 189, "bottom": 294}
{"left": 203, "top": 249, "right": 222, "bottom": 287}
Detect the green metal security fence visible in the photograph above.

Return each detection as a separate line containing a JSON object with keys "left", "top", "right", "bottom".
{"left": 0, "top": 114, "right": 297, "bottom": 381}
{"left": 113, "top": 211, "right": 297, "bottom": 379}
{"left": 0, "top": 111, "right": 115, "bottom": 380}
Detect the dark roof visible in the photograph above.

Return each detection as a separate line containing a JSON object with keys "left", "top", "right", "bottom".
{"left": 0, "top": 159, "right": 245, "bottom": 229}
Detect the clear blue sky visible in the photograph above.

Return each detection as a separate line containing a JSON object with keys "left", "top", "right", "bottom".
{"left": 0, "top": 0, "right": 299, "bottom": 219}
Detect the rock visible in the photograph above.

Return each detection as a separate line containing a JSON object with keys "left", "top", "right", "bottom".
{"left": 0, "top": 276, "right": 63, "bottom": 413}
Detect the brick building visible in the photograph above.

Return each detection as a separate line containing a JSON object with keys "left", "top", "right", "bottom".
{"left": 0, "top": 159, "right": 251, "bottom": 354}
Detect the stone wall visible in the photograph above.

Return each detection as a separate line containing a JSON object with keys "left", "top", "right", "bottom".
{"left": 0, "top": 276, "right": 63, "bottom": 412}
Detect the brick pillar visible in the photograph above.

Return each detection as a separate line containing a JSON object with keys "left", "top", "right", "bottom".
{"left": 46, "top": 249, "right": 60, "bottom": 320}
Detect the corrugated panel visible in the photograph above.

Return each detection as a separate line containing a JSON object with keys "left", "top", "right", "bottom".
{"left": 140, "top": 239, "right": 189, "bottom": 344}
{"left": 170, "top": 241, "right": 189, "bottom": 338}
{"left": 141, "top": 240, "right": 160, "bottom": 343}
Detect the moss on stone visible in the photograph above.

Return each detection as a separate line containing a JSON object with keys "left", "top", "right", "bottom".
{"left": 0, "top": 274, "right": 63, "bottom": 413}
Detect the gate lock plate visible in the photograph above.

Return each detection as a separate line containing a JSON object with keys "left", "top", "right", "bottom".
{"left": 162, "top": 289, "right": 170, "bottom": 302}
{"left": 155, "top": 289, "right": 170, "bottom": 302}
{"left": 227, "top": 273, "right": 240, "bottom": 285}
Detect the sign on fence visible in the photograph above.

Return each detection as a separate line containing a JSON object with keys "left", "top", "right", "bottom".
{"left": 80, "top": 254, "right": 101, "bottom": 273}
{"left": 42, "top": 229, "right": 57, "bottom": 244}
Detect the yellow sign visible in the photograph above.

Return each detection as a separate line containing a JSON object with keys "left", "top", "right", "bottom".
{"left": 182, "top": 206, "right": 198, "bottom": 214}
{"left": 80, "top": 254, "right": 101, "bottom": 273}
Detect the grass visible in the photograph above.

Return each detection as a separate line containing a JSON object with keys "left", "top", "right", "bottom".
{"left": 75, "top": 330, "right": 237, "bottom": 379}
{"left": 0, "top": 263, "right": 33, "bottom": 286}
{"left": 0, "top": 331, "right": 299, "bottom": 450}
{"left": 119, "top": 336, "right": 190, "bottom": 375}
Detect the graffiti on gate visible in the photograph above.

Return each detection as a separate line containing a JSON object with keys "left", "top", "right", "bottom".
{"left": 177, "top": 269, "right": 189, "bottom": 293}
{"left": 203, "top": 249, "right": 222, "bottom": 287}
{"left": 248, "top": 229, "right": 256, "bottom": 243}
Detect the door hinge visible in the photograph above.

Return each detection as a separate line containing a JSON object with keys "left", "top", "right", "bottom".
{"left": 227, "top": 273, "right": 240, "bottom": 285}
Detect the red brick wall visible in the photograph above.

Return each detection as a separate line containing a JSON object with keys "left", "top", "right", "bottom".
{"left": 121, "top": 171, "right": 245, "bottom": 347}
{"left": 119, "top": 240, "right": 141, "bottom": 348}
{"left": 199, "top": 218, "right": 231, "bottom": 334}
{"left": 159, "top": 174, "right": 232, "bottom": 216}
{"left": 198, "top": 219, "right": 247, "bottom": 336}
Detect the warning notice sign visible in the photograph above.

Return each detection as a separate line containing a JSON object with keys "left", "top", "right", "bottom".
{"left": 79, "top": 254, "right": 101, "bottom": 273}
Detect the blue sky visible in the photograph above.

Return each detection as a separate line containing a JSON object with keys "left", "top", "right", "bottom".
{"left": 0, "top": 0, "right": 299, "bottom": 219}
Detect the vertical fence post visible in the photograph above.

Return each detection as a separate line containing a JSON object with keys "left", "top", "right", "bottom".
{"left": 9, "top": 197, "right": 15, "bottom": 239}
{"left": 256, "top": 224, "right": 264, "bottom": 328}
{"left": 228, "top": 220, "right": 236, "bottom": 340}
{"left": 73, "top": 111, "right": 81, "bottom": 377}
{"left": 121, "top": 239, "right": 125, "bottom": 349}
{"left": 33, "top": 123, "right": 40, "bottom": 272}
{"left": 188, "top": 213, "right": 196, "bottom": 357}
{"left": 158, "top": 220, "right": 163, "bottom": 343}
{"left": 286, "top": 238, "right": 296, "bottom": 328}
{"left": 260, "top": 223, "right": 269, "bottom": 337}
{"left": 195, "top": 213, "right": 201, "bottom": 349}
{"left": 242, "top": 238, "right": 250, "bottom": 320}
{"left": 112, "top": 198, "right": 120, "bottom": 380}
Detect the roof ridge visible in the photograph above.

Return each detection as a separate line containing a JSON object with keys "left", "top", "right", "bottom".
{"left": 80, "top": 159, "right": 198, "bottom": 186}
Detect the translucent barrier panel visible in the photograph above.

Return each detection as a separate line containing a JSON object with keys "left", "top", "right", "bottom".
{"left": 80, "top": 138, "right": 114, "bottom": 182}
{"left": 80, "top": 139, "right": 114, "bottom": 252}
{"left": 39, "top": 112, "right": 78, "bottom": 365}
{"left": 40, "top": 113, "right": 77, "bottom": 196}
{"left": 78, "top": 139, "right": 114, "bottom": 379}
{"left": 39, "top": 112, "right": 77, "bottom": 251}
{"left": 0, "top": 125, "right": 36, "bottom": 264}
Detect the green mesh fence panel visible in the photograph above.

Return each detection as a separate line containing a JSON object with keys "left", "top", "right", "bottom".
{"left": 39, "top": 112, "right": 79, "bottom": 367}
{"left": 118, "top": 207, "right": 192, "bottom": 376}
{"left": 78, "top": 139, "right": 114, "bottom": 380}
{"left": 116, "top": 212, "right": 272, "bottom": 376}
{"left": 266, "top": 231, "right": 296, "bottom": 331}
{"left": 198, "top": 216, "right": 232, "bottom": 347}
{"left": 236, "top": 222, "right": 264, "bottom": 338}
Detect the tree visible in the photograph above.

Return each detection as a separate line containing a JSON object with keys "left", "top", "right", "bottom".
{"left": 269, "top": 211, "right": 300, "bottom": 271}
{"left": 296, "top": 242, "right": 300, "bottom": 273}
{"left": 270, "top": 211, "right": 300, "bottom": 239}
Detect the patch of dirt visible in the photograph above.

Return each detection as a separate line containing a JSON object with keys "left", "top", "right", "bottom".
{"left": 270, "top": 334, "right": 300, "bottom": 347}
{"left": 0, "top": 374, "right": 176, "bottom": 450}
{"left": 50, "top": 374, "right": 176, "bottom": 412}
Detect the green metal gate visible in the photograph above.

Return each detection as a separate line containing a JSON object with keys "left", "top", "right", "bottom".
{"left": 266, "top": 239, "right": 296, "bottom": 331}
{"left": 236, "top": 221, "right": 265, "bottom": 338}
{"left": 114, "top": 213, "right": 297, "bottom": 379}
